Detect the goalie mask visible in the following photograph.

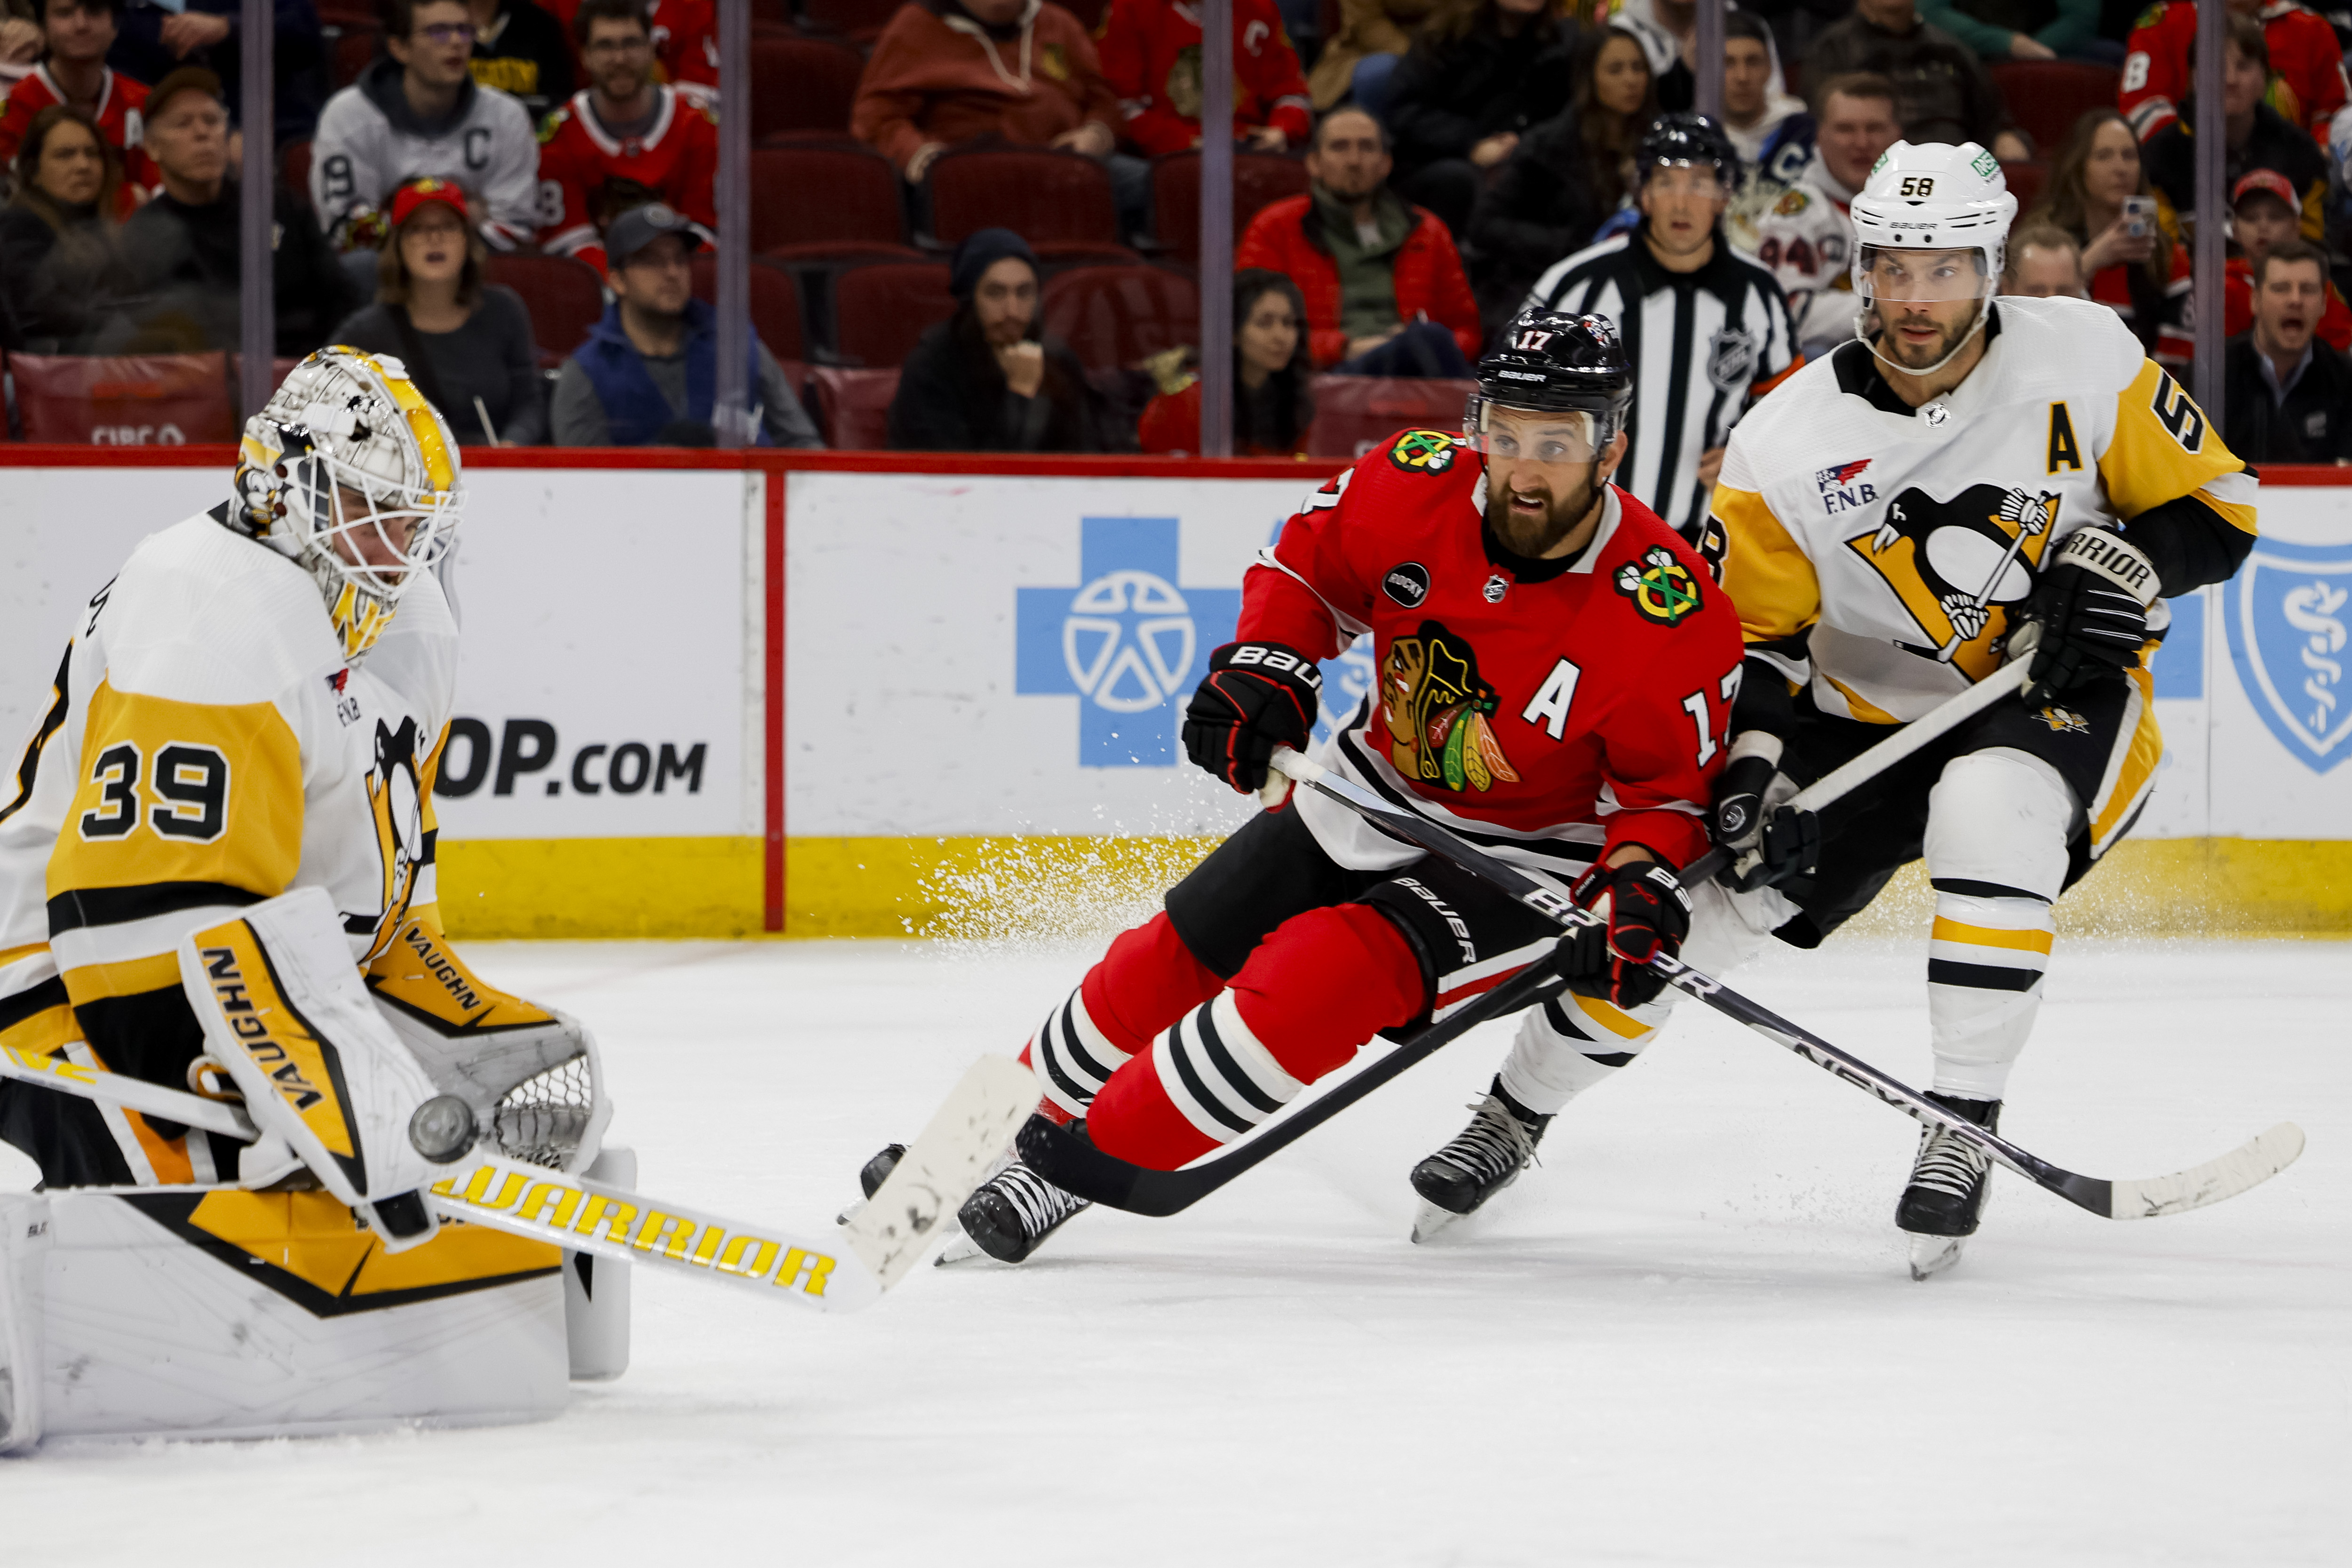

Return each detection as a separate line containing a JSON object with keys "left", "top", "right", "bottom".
{"left": 230, "top": 348, "right": 464, "bottom": 661}
{"left": 1463, "top": 308, "right": 1633, "bottom": 464}
{"left": 1849, "top": 140, "right": 2018, "bottom": 376}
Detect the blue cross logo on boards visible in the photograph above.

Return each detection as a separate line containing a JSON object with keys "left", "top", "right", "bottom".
{"left": 1016, "top": 516, "right": 1241, "bottom": 766}
{"left": 2225, "top": 535, "right": 2352, "bottom": 773}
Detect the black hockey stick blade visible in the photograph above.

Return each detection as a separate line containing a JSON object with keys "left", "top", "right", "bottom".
{"left": 1016, "top": 954, "right": 1574, "bottom": 1217}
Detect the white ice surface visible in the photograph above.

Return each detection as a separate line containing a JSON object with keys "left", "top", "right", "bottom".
{"left": 5, "top": 937, "right": 2345, "bottom": 1565}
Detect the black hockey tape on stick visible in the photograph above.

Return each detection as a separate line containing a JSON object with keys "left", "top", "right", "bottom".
{"left": 1025, "top": 747, "right": 2304, "bottom": 1224}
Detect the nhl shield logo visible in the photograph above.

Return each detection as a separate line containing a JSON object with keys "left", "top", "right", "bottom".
{"left": 1705, "top": 326, "right": 1759, "bottom": 392}
{"left": 2225, "top": 538, "right": 2352, "bottom": 773}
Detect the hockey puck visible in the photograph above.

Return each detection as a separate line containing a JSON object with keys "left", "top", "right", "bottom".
{"left": 409, "top": 1096, "right": 479, "bottom": 1163}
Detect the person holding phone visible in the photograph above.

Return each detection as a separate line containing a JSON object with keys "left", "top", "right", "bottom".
{"left": 2024, "top": 107, "right": 2191, "bottom": 371}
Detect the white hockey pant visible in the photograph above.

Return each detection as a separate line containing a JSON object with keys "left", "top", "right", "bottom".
{"left": 1921, "top": 747, "right": 2078, "bottom": 1102}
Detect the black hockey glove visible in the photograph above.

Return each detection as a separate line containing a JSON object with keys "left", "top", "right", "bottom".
{"left": 1711, "top": 733, "right": 1819, "bottom": 892}
{"left": 1561, "top": 860, "right": 1693, "bottom": 1010}
{"left": 1183, "top": 641, "right": 1322, "bottom": 793}
{"left": 2021, "top": 526, "right": 2160, "bottom": 706}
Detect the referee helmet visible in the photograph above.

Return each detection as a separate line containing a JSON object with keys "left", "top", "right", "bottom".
{"left": 1636, "top": 112, "right": 1740, "bottom": 191}
{"left": 1464, "top": 308, "right": 1634, "bottom": 454}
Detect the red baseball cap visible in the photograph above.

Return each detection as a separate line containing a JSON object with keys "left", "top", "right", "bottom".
{"left": 2231, "top": 169, "right": 2298, "bottom": 210}
{"left": 390, "top": 176, "right": 471, "bottom": 228}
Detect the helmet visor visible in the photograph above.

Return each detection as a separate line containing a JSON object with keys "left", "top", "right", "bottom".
{"left": 1462, "top": 402, "right": 1607, "bottom": 463}
{"left": 1859, "top": 245, "right": 1990, "bottom": 304}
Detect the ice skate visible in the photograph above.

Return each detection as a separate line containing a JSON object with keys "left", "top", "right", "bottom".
{"left": 835, "top": 1141, "right": 910, "bottom": 1224}
{"left": 1899, "top": 1093, "right": 2001, "bottom": 1280}
{"left": 955, "top": 1139, "right": 1092, "bottom": 1264}
{"left": 1408, "top": 1079, "right": 1552, "bottom": 1243}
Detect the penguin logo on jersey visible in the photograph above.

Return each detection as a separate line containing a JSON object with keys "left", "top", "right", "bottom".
{"left": 1846, "top": 485, "right": 2062, "bottom": 678}
{"left": 1389, "top": 430, "right": 1458, "bottom": 474}
{"left": 2036, "top": 704, "right": 2091, "bottom": 734}
{"left": 1383, "top": 621, "right": 1521, "bottom": 792}
{"left": 1614, "top": 546, "right": 1704, "bottom": 626}
{"left": 361, "top": 716, "right": 428, "bottom": 959}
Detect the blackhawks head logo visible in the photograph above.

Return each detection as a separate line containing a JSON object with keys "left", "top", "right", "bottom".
{"left": 1614, "top": 546, "right": 1704, "bottom": 626}
{"left": 1383, "top": 621, "right": 1521, "bottom": 792}
{"left": 1389, "top": 429, "right": 1458, "bottom": 474}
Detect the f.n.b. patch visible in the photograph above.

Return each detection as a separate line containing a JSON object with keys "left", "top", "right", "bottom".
{"left": 1613, "top": 546, "right": 1704, "bottom": 626}
{"left": 1388, "top": 429, "right": 1458, "bottom": 474}
{"left": 1816, "top": 457, "right": 1876, "bottom": 515}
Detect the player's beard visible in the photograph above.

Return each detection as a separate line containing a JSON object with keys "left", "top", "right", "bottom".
{"left": 1487, "top": 465, "right": 1602, "bottom": 558}
{"left": 1873, "top": 302, "right": 1976, "bottom": 372}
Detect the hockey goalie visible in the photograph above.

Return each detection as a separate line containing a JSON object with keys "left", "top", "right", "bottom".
{"left": 0, "top": 349, "right": 622, "bottom": 1451}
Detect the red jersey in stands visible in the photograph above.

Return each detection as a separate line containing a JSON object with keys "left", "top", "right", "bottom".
{"left": 1247, "top": 429, "right": 1743, "bottom": 880}
{"left": 0, "top": 64, "right": 159, "bottom": 207}
{"left": 2121, "top": 0, "right": 2348, "bottom": 142}
{"left": 2088, "top": 249, "right": 2193, "bottom": 370}
{"left": 1096, "top": 0, "right": 1311, "bottom": 157}
{"left": 2224, "top": 253, "right": 2352, "bottom": 346}
{"left": 535, "top": 84, "right": 719, "bottom": 273}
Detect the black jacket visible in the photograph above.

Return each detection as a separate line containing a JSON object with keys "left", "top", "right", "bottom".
{"left": 0, "top": 199, "right": 133, "bottom": 353}
{"left": 888, "top": 310, "right": 1110, "bottom": 453}
{"left": 117, "top": 181, "right": 359, "bottom": 357}
{"left": 1468, "top": 110, "right": 1614, "bottom": 334}
{"left": 471, "top": 0, "right": 577, "bottom": 125}
{"left": 1802, "top": 13, "right": 2008, "bottom": 147}
{"left": 2145, "top": 100, "right": 2328, "bottom": 239}
{"left": 1385, "top": 16, "right": 1584, "bottom": 177}
{"left": 2223, "top": 332, "right": 2352, "bottom": 464}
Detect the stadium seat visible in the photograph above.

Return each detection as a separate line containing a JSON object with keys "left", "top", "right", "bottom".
{"left": 798, "top": 0, "right": 900, "bottom": 46}
{"left": 749, "top": 38, "right": 865, "bottom": 143}
{"left": 1041, "top": 266, "right": 1200, "bottom": 370}
{"left": 830, "top": 261, "right": 957, "bottom": 367}
{"left": 281, "top": 139, "right": 312, "bottom": 215}
{"left": 2000, "top": 159, "right": 2048, "bottom": 214}
{"left": 689, "top": 253, "right": 808, "bottom": 361}
{"left": 808, "top": 366, "right": 901, "bottom": 447}
{"left": 1987, "top": 61, "right": 2121, "bottom": 155}
{"left": 749, "top": 145, "right": 919, "bottom": 260}
{"left": 1304, "top": 375, "right": 1477, "bottom": 460}
{"left": 11, "top": 352, "right": 236, "bottom": 444}
{"left": 1150, "top": 151, "right": 1312, "bottom": 262}
{"left": 926, "top": 147, "right": 1136, "bottom": 263}
{"left": 332, "top": 24, "right": 380, "bottom": 89}
{"left": 485, "top": 253, "right": 609, "bottom": 367}
{"left": 1060, "top": 0, "right": 1110, "bottom": 25}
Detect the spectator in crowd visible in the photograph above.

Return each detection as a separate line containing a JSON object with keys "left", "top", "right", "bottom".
{"left": 311, "top": 0, "right": 540, "bottom": 255}
{"left": 1, "top": 3, "right": 39, "bottom": 95}
{"left": 2121, "top": 0, "right": 2344, "bottom": 144}
{"left": 1097, "top": 0, "right": 1311, "bottom": 158}
{"left": 1236, "top": 106, "right": 1481, "bottom": 374}
{"left": 1919, "top": 0, "right": 2115, "bottom": 65}
{"left": 647, "top": 0, "right": 719, "bottom": 97}
{"left": 1522, "top": 113, "right": 1798, "bottom": 539}
{"left": 537, "top": 0, "right": 714, "bottom": 274}
{"left": 554, "top": 202, "right": 821, "bottom": 446}
{"left": 107, "top": 0, "right": 325, "bottom": 146}
{"left": 2000, "top": 221, "right": 2089, "bottom": 295}
{"left": 1609, "top": 0, "right": 1795, "bottom": 114}
{"left": 0, "top": 104, "right": 132, "bottom": 350}
{"left": 1307, "top": 0, "right": 1442, "bottom": 113}
{"left": 1725, "top": 73, "right": 1900, "bottom": 359}
{"left": 2144, "top": 13, "right": 2326, "bottom": 243}
{"left": 1468, "top": 26, "right": 1657, "bottom": 335}
{"left": 1383, "top": 0, "right": 1582, "bottom": 244}
{"left": 2225, "top": 167, "right": 2349, "bottom": 347}
{"left": 1719, "top": 11, "right": 1803, "bottom": 163}
{"left": 888, "top": 225, "right": 1109, "bottom": 450}
{"left": 2223, "top": 237, "right": 2352, "bottom": 461}
{"left": 1138, "top": 268, "right": 1316, "bottom": 454}
{"left": 467, "top": 0, "right": 575, "bottom": 124}
{"left": 853, "top": 0, "right": 1120, "bottom": 183}
{"left": 115, "top": 66, "right": 355, "bottom": 355}
{"left": 330, "top": 176, "right": 548, "bottom": 446}
{"left": 1804, "top": 0, "right": 2028, "bottom": 157}
{"left": 2027, "top": 106, "right": 2192, "bottom": 368}
{"left": 0, "top": 0, "right": 155, "bottom": 200}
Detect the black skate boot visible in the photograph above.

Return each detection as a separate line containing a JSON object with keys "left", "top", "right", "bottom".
{"left": 1408, "top": 1078, "right": 1553, "bottom": 1242}
{"left": 859, "top": 1143, "right": 906, "bottom": 1199}
{"left": 956, "top": 1135, "right": 1092, "bottom": 1264}
{"left": 1898, "top": 1093, "right": 2002, "bottom": 1280}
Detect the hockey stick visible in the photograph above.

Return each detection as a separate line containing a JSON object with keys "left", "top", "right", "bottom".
{"left": 1025, "top": 747, "right": 2302, "bottom": 1222}
{"left": 0, "top": 1042, "right": 1036, "bottom": 1311}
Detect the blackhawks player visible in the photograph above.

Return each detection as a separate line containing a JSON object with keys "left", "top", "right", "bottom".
{"left": 1415, "top": 143, "right": 2257, "bottom": 1278}
{"left": 862, "top": 312, "right": 1747, "bottom": 1263}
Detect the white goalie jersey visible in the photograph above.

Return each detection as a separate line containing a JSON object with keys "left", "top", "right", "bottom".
{"left": 1707, "top": 294, "right": 2258, "bottom": 725}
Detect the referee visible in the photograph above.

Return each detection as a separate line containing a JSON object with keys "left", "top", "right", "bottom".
{"left": 1522, "top": 114, "right": 1800, "bottom": 550}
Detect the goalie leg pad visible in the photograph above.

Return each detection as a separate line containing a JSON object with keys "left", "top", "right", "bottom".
{"left": 0, "top": 1194, "right": 50, "bottom": 1454}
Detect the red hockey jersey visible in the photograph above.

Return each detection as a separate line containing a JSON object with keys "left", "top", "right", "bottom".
{"left": 1248, "top": 429, "right": 1744, "bottom": 879}
{"left": 2121, "top": 0, "right": 2348, "bottom": 142}
{"left": 0, "top": 64, "right": 158, "bottom": 208}
{"left": 535, "top": 84, "right": 719, "bottom": 273}
{"left": 1096, "top": 0, "right": 1311, "bottom": 157}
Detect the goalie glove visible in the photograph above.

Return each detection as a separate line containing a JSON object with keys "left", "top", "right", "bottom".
{"left": 2021, "top": 525, "right": 2159, "bottom": 705}
{"left": 1562, "top": 860, "right": 1693, "bottom": 1010}
{"left": 1712, "top": 731, "right": 1819, "bottom": 892}
{"left": 1183, "top": 641, "right": 1322, "bottom": 793}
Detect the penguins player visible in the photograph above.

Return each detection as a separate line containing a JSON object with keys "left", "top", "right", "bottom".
{"left": 859, "top": 312, "right": 1747, "bottom": 1265}
{"left": 1411, "top": 143, "right": 2257, "bottom": 1278}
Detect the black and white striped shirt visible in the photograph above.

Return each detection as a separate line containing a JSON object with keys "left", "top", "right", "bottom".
{"left": 1523, "top": 228, "right": 1800, "bottom": 538}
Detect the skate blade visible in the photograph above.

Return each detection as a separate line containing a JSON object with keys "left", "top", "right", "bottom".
{"left": 1410, "top": 1198, "right": 1471, "bottom": 1244}
{"left": 1907, "top": 1233, "right": 1968, "bottom": 1281}
{"left": 933, "top": 1227, "right": 986, "bottom": 1266}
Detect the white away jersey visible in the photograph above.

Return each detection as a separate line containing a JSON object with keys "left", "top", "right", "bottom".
{"left": 1708, "top": 294, "right": 2257, "bottom": 723}
{"left": 0, "top": 512, "right": 457, "bottom": 1047}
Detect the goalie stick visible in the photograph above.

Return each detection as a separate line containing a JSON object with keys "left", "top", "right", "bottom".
{"left": 0, "top": 1042, "right": 1036, "bottom": 1312}
{"left": 1022, "top": 746, "right": 2303, "bottom": 1222}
